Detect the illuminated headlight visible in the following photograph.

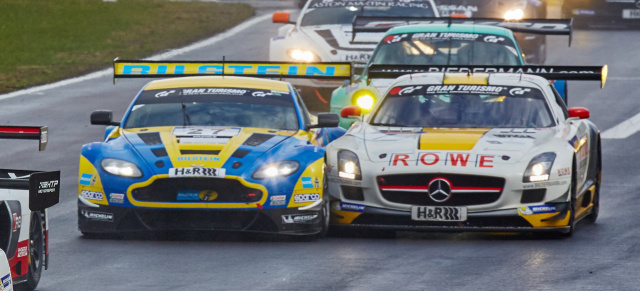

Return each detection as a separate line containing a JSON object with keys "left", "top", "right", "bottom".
{"left": 287, "top": 49, "right": 319, "bottom": 62}
{"left": 523, "top": 153, "right": 556, "bottom": 182}
{"left": 101, "top": 158, "right": 143, "bottom": 178}
{"left": 504, "top": 9, "right": 524, "bottom": 20}
{"left": 338, "top": 150, "right": 361, "bottom": 180}
{"left": 351, "top": 89, "right": 377, "bottom": 112}
{"left": 252, "top": 160, "right": 300, "bottom": 179}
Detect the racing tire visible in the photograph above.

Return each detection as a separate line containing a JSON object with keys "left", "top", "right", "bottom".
{"left": 16, "top": 212, "right": 45, "bottom": 291}
{"left": 558, "top": 162, "right": 578, "bottom": 238}
{"left": 314, "top": 199, "right": 330, "bottom": 239}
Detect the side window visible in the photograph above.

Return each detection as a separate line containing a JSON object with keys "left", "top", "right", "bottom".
{"left": 293, "top": 88, "right": 312, "bottom": 126}
{"left": 550, "top": 85, "right": 569, "bottom": 120}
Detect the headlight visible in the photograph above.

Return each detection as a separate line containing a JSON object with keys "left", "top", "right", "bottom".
{"left": 338, "top": 150, "right": 361, "bottom": 180}
{"left": 504, "top": 8, "right": 524, "bottom": 20}
{"left": 351, "top": 89, "right": 377, "bottom": 112}
{"left": 252, "top": 160, "right": 300, "bottom": 179}
{"left": 523, "top": 153, "right": 556, "bottom": 182}
{"left": 101, "top": 158, "right": 143, "bottom": 178}
{"left": 287, "top": 49, "right": 319, "bottom": 62}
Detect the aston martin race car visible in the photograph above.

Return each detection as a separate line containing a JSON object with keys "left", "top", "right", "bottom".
{"left": 269, "top": 0, "right": 438, "bottom": 109}
{"left": 77, "top": 60, "right": 348, "bottom": 238}
{"left": 434, "top": 0, "right": 548, "bottom": 64}
{"left": 562, "top": 0, "right": 640, "bottom": 27}
{"left": 330, "top": 17, "right": 572, "bottom": 128}
{"left": 326, "top": 67, "right": 606, "bottom": 236}
{"left": 0, "top": 126, "right": 60, "bottom": 290}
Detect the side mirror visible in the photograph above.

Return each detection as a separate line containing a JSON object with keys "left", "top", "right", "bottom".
{"left": 91, "top": 110, "right": 120, "bottom": 126}
{"left": 272, "top": 11, "right": 293, "bottom": 24}
{"left": 309, "top": 113, "right": 340, "bottom": 129}
{"left": 340, "top": 106, "right": 362, "bottom": 118}
{"left": 568, "top": 107, "right": 590, "bottom": 119}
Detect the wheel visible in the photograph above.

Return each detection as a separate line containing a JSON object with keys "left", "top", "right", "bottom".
{"left": 16, "top": 212, "right": 45, "bottom": 290}
{"left": 559, "top": 162, "right": 578, "bottom": 238}
{"left": 315, "top": 198, "right": 330, "bottom": 239}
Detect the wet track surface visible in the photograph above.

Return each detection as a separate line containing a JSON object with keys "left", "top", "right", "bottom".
{"left": 1, "top": 2, "right": 640, "bottom": 290}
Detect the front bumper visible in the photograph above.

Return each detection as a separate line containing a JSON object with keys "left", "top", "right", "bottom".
{"left": 78, "top": 202, "right": 324, "bottom": 236}
{"left": 330, "top": 203, "right": 571, "bottom": 233}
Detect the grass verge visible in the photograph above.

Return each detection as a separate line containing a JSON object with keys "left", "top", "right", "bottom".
{"left": 0, "top": 0, "right": 254, "bottom": 93}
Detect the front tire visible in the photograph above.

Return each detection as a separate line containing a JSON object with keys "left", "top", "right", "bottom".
{"left": 16, "top": 212, "right": 45, "bottom": 290}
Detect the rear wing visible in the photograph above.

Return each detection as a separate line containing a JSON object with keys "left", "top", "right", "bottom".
{"left": 0, "top": 126, "right": 48, "bottom": 151}
{"left": 113, "top": 59, "right": 353, "bottom": 83}
{"left": 367, "top": 64, "right": 608, "bottom": 88}
{"left": 0, "top": 170, "right": 60, "bottom": 211}
{"left": 352, "top": 16, "right": 573, "bottom": 45}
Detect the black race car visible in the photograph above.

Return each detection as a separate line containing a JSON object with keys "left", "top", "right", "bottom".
{"left": 563, "top": 0, "right": 640, "bottom": 28}
{"left": 434, "top": 0, "right": 548, "bottom": 64}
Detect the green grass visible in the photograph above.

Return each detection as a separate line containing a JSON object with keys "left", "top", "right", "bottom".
{"left": 0, "top": 0, "right": 254, "bottom": 93}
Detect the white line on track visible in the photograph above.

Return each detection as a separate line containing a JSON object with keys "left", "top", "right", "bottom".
{"left": 601, "top": 112, "right": 640, "bottom": 139}
{"left": 0, "top": 12, "right": 274, "bottom": 102}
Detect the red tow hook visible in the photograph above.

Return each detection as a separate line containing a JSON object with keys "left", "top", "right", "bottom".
{"left": 257, "top": 203, "right": 263, "bottom": 210}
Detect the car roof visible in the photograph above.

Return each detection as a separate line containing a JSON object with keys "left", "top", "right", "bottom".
{"left": 143, "top": 76, "right": 291, "bottom": 92}
{"left": 385, "top": 24, "right": 516, "bottom": 39}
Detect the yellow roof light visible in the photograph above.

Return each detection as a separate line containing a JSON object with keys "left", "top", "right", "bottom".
{"left": 443, "top": 73, "right": 489, "bottom": 85}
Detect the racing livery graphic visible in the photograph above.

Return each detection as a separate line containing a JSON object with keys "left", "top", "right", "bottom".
{"left": 0, "top": 126, "right": 60, "bottom": 290}
{"left": 329, "top": 16, "right": 574, "bottom": 128}
{"left": 326, "top": 67, "right": 605, "bottom": 236}
{"left": 78, "top": 60, "right": 346, "bottom": 238}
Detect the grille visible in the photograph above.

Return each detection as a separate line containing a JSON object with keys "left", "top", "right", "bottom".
{"left": 131, "top": 178, "right": 262, "bottom": 203}
{"left": 134, "top": 209, "right": 267, "bottom": 231}
{"left": 377, "top": 174, "right": 505, "bottom": 206}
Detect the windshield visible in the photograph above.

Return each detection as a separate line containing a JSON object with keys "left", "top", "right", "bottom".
{"left": 371, "top": 84, "right": 554, "bottom": 128}
{"left": 124, "top": 88, "right": 299, "bottom": 130}
{"left": 370, "top": 32, "right": 521, "bottom": 66}
{"left": 301, "top": 0, "right": 435, "bottom": 26}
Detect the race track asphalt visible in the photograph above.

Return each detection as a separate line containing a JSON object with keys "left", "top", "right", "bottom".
{"left": 1, "top": 2, "right": 640, "bottom": 290}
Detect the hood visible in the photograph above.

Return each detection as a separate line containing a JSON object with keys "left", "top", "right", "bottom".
{"left": 359, "top": 124, "right": 557, "bottom": 166}
{"left": 300, "top": 25, "right": 380, "bottom": 63}
{"left": 121, "top": 126, "right": 299, "bottom": 175}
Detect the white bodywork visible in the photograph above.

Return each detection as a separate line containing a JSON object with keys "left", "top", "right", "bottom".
{"left": 269, "top": 0, "right": 439, "bottom": 88}
{"left": 0, "top": 249, "right": 13, "bottom": 291}
{"left": 326, "top": 73, "right": 598, "bottom": 231}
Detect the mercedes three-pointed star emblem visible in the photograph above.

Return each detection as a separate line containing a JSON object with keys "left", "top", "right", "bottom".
{"left": 428, "top": 178, "right": 452, "bottom": 202}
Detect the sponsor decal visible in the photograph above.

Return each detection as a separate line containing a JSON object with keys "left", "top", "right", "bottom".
{"left": 12, "top": 213, "right": 21, "bottom": 232}
{"left": 38, "top": 179, "right": 59, "bottom": 194}
{"left": 281, "top": 214, "right": 318, "bottom": 224}
{"left": 437, "top": 4, "right": 478, "bottom": 16}
{"left": 389, "top": 152, "right": 495, "bottom": 168}
{"left": 523, "top": 180, "right": 568, "bottom": 189}
{"left": 81, "top": 210, "right": 114, "bottom": 222}
{"left": 328, "top": 176, "right": 362, "bottom": 186}
{"left": 509, "top": 87, "right": 532, "bottom": 95}
{"left": 176, "top": 156, "right": 221, "bottom": 162}
{"left": 301, "top": 177, "right": 320, "bottom": 189}
{"left": 293, "top": 193, "right": 321, "bottom": 203}
{"left": 519, "top": 205, "right": 557, "bottom": 215}
{"left": 80, "top": 190, "right": 104, "bottom": 201}
{"left": 176, "top": 190, "right": 218, "bottom": 201}
{"left": 484, "top": 35, "right": 506, "bottom": 43}
{"left": 557, "top": 168, "right": 571, "bottom": 177}
{"left": 270, "top": 195, "right": 287, "bottom": 206}
{"left": 182, "top": 88, "right": 247, "bottom": 96}
{"left": 17, "top": 246, "right": 28, "bottom": 258}
{"left": 1, "top": 273, "right": 11, "bottom": 289}
{"left": 109, "top": 193, "right": 125, "bottom": 204}
{"left": 310, "top": 0, "right": 431, "bottom": 9}
{"left": 117, "top": 63, "right": 350, "bottom": 78}
{"left": 338, "top": 202, "right": 365, "bottom": 213}
{"left": 169, "top": 167, "right": 225, "bottom": 178}
{"left": 343, "top": 53, "right": 370, "bottom": 62}
{"left": 154, "top": 90, "right": 175, "bottom": 98}
{"left": 383, "top": 34, "right": 408, "bottom": 44}
{"left": 79, "top": 173, "right": 95, "bottom": 186}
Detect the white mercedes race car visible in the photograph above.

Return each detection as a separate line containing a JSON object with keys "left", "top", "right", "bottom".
{"left": 326, "top": 68, "right": 606, "bottom": 236}
{"left": 269, "top": 0, "right": 438, "bottom": 108}
{"left": 0, "top": 126, "right": 60, "bottom": 290}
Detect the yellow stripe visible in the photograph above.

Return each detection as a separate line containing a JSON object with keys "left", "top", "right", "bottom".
{"left": 419, "top": 128, "right": 489, "bottom": 151}
{"left": 144, "top": 76, "right": 290, "bottom": 91}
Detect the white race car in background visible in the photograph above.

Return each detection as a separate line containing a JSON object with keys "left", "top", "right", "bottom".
{"left": 270, "top": 0, "right": 438, "bottom": 109}
{"left": 326, "top": 68, "right": 606, "bottom": 237}
{"left": 0, "top": 126, "right": 60, "bottom": 290}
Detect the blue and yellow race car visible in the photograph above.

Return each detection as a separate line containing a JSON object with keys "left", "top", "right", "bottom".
{"left": 77, "top": 60, "right": 349, "bottom": 237}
